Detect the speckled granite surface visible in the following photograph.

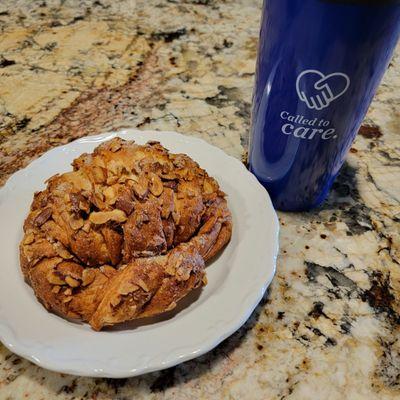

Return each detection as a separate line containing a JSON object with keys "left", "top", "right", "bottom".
{"left": 1, "top": 0, "right": 400, "bottom": 399}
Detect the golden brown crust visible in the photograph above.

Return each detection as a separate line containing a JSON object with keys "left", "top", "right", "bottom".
{"left": 20, "top": 138, "right": 232, "bottom": 330}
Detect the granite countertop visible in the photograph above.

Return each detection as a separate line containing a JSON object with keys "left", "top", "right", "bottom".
{"left": 1, "top": 0, "right": 400, "bottom": 399}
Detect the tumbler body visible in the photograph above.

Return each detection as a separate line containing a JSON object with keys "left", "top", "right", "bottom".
{"left": 249, "top": 0, "right": 400, "bottom": 211}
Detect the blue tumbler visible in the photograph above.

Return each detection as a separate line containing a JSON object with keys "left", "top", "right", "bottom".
{"left": 249, "top": 0, "right": 400, "bottom": 211}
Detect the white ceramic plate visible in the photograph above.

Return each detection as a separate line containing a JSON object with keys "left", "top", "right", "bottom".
{"left": 0, "top": 130, "right": 279, "bottom": 378}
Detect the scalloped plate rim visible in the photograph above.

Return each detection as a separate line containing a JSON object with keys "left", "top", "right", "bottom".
{"left": 0, "top": 129, "right": 279, "bottom": 378}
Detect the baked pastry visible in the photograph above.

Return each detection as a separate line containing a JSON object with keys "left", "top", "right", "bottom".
{"left": 20, "top": 138, "right": 232, "bottom": 330}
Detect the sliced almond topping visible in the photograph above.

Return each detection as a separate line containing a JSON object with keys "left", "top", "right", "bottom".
{"left": 108, "top": 159, "right": 123, "bottom": 176}
{"left": 161, "top": 172, "right": 177, "bottom": 180}
{"left": 65, "top": 276, "right": 80, "bottom": 288}
{"left": 203, "top": 178, "right": 216, "bottom": 194}
{"left": 136, "top": 278, "right": 149, "bottom": 292}
{"left": 82, "top": 269, "right": 96, "bottom": 286}
{"left": 132, "top": 175, "right": 148, "bottom": 199}
{"left": 82, "top": 221, "right": 91, "bottom": 233}
{"left": 92, "top": 166, "right": 106, "bottom": 184}
{"left": 106, "top": 175, "right": 118, "bottom": 185}
{"left": 118, "top": 175, "right": 130, "bottom": 184}
{"left": 165, "top": 253, "right": 183, "bottom": 276}
{"left": 172, "top": 196, "right": 180, "bottom": 224}
{"left": 34, "top": 208, "right": 52, "bottom": 227}
{"left": 64, "top": 288, "right": 72, "bottom": 296}
{"left": 65, "top": 171, "right": 92, "bottom": 192}
{"left": 63, "top": 296, "right": 73, "bottom": 303}
{"left": 176, "top": 264, "right": 191, "bottom": 281}
{"left": 69, "top": 193, "right": 89, "bottom": 213}
{"left": 93, "top": 187, "right": 105, "bottom": 204}
{"left": 79, "top": 200, "right": 90, "bottom": 213}
{"left": 173, "top": 156, "right": 186, "bottom": 168}
{"left": 58, "top": 265, "right": 82, "bottom": 280}
{"left": 149, "top": 173, "right": 164, "bottom": 197}
{"left": 109, "top": 141, "right": 122, "bottom": 152}
{"left": 186, "top": 188, "right": 196, "bottom": 198}
{"left": 54, "top": 242, "right": 73, "bottom": 259}
{"left": 52, "top": 285, "right": 61, "bottom": 294}
{"left": 23, "top": 232, "right": 35, "bottom": 245}
{"left": 103, "top": 186, "right": 117, "bottom": 205}
{"left": 89, "top": 209, "right": 127, "bottom": 225}
{"left": 177, "top": 168, "right": 188, "bottom": 179}
{"left": 160, "top": 188, "right": 174, "bottom": 219}
{"left": 186, "top": 172, "right": 195, "bottom": 182}
{"left": 46, "top": 270, "right": 65, "bottom": 285}
{"left": 172, "top": 211, "right": 180, "bottom": 225}
{"left": 132, "top": 161, "right": 142, "bottom": 175}
{"left": 110, "top": 296, "right": 122, "bottom": 307}
{"left": 166, "top": 301, "right": 177, "bottom": 311}
{"left": 69, "top": 216, "right": 84, "bottom": 230}
{"left": 93, "top": 156, "right": 106, "bottom": 169}
{"left": 161, "top": 162, "right": 172, "bottom": 173}
{"left": 126, "top": 174, "right": 139, "bottom": 183}
{"left": 119, "top": 281, "right": 139, "bottom": 296}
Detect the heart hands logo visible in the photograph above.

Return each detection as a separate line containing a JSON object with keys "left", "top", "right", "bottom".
{"left": 296, "top": 70, "right": 350, "bottom": 110}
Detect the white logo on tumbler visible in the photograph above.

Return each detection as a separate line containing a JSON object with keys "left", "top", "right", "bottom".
{"left": 296, "top": 70, "right": 350, "bottom": 110}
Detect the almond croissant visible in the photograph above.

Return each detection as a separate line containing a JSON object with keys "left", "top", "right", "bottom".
{"left": 20, "top": 138, "right": 232, "bottom": 330}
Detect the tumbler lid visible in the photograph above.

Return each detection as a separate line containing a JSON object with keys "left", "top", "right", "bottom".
{"left": 323, "top": 0, "right": 400, "bottom": 4}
